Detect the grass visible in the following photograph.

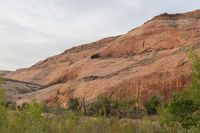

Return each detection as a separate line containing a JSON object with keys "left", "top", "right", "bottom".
{"left": 0, "top": 81, "right": 198, "bottom": 133}
{"left": 0, "top": 102, "right": 198, "bottom": 133}
{"left": 0, "top": 86, "right": 197, "bottom": 133}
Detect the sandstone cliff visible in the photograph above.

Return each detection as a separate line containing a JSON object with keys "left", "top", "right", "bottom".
{"left": 4, "top": 9, "right": 200, "bottom": 107}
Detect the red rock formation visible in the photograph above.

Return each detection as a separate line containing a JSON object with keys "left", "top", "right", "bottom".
{"left": 4, "top": 9, "right": 200, "bottom": 107}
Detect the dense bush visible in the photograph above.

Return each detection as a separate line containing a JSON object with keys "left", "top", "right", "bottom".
{"left": 68, "top": 98, "right": 80, "bottom": 111}
{"left": 169, "top": 96, "right": 200, "bottom": 128}
{"left": 86, "top": 96, "right": 139, "bottom": 118}
{"left": 145, "top": 96, "right": 160, "bottom": 115}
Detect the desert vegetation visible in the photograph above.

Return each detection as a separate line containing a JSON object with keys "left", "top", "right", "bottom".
{"left": 158, "top": 50, "right": 200, "bottom": 130}
{"left": 1, "top": 50, "right": 200, "bottom": 133}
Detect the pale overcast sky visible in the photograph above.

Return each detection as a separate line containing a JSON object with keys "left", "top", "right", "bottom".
{"left": 0, "top": 0, "right": 200, "bottom": 70}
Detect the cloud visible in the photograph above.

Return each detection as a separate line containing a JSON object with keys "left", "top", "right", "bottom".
{"left": 0, "top": 0, "right": 200, "bottom": 70}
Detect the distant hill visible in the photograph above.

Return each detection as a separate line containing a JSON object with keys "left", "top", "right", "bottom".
{"left": 0, "top": 70, "right": 12, "bottom": 77}
{"left": 1, "top": 78, "right": 42, "bottom": 104}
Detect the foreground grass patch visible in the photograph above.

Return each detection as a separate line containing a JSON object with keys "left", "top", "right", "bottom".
{"left": 0, "top": 102, "right": 198, "bottom": 133}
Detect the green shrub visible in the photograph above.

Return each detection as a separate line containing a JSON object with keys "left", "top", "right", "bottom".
{"left": 69, "top": 98, "right": 80, "bottom": 111}
{"left": 44, "top": 104, "right": 66, "bottom": 115}
{"left": 145, "top": 96, "right": 160, "bottom": 115}
{"left": 168, "top": 95, "right": 199, "bottom": 128}
{"left": 5, "top": 101, "right": 17, "bottom": 110}
{"left": 87, "top": 96, "right": 136, "bottom": 118}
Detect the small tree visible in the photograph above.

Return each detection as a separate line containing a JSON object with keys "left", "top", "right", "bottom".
{"left": 168, "top": 94, "right": 199, "bottom": 128}
{"left": 159, "top": 50, "right": 200, "bottom": 129}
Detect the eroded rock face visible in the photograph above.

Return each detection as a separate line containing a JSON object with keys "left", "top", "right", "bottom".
{"left": 4, "top": 10, "right": 200, "bottom": 107}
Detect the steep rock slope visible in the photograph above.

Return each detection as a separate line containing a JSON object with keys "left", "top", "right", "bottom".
{"left": 4, "top": 9, "right": 200, "bottom": 107}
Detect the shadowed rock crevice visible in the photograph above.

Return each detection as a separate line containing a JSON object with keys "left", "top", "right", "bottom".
{"left": 91, "top": 53, "right": 101, "bottom": 59}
